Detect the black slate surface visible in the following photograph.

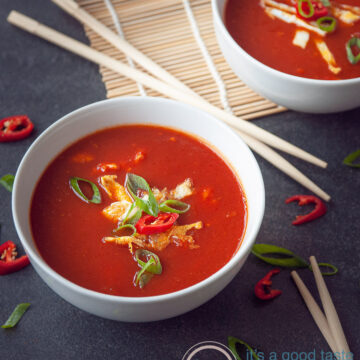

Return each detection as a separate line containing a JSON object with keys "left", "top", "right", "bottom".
{"left": 0, "top": 1, "right": 359, "bottom": 359}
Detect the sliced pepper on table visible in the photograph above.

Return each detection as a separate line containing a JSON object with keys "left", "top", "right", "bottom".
{"left": 254, "top": 268, "right": 282, "bottom": 300}
{"left": 286, "top": 194, "right": 327, "bottom": 225}
{"left": 0, "top": 115, "right": 34, "bottom": 142}
{"left": 0, "top": 241, "right": 30, "bottom": 275}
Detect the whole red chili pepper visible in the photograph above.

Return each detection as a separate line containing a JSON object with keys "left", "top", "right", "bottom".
{"left": 296, "top": 0, "right": 328, "bottom": 21}
{"left": 0, "top": 115, "right": 34, "bottom": 142}
{"left": 135, "top": 213, "right": 179, "bottom": 235}
{"left": 0, "top": 241, "right": 30, "bottom": 275}
{"left": 254, "top": 268, "right": 282, "bottom": 300}
{"left": 286, "top": 195, "right": 327, "bottom": 225}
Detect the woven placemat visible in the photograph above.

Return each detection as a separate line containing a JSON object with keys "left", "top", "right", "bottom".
{"left": 77, "top": 0, "right": 286, "bottom": 120}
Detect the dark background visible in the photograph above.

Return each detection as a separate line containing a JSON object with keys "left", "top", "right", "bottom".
{"left": 1, "top": 1, "right": 359, "bottom": 359}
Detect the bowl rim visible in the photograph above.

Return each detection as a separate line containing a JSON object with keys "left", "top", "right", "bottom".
{"left": 212, "top": 0, "right": 360, "bottom": 85}
{"left": 12, "top": 96, "right": 265, "bottom": 304}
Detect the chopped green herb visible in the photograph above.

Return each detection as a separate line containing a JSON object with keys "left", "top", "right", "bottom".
{"left": 113, "top": 223, "right": 137, "bottom": 236}
{"left": 122, "top": 202, "right": 142, "bottom": 225}
{"left": 310, "top": 263, "right": 338, "bottom": 276}
{"left": 69, "top": 177, "right": 101, "bottom": 204}
{"left": 125, "top": 173, "right": 159, "bottom": 217}
{"left": 0, "top": 174, "right": 15, "bottom": 192}
{"left": 316, "top": 17, "right": 336, "bottom": 32}
{"left": 228, "top": 336, "right": 259, "bottom": 360}
{"left": 134, "top": 249, "right": 162, "bottom": 288}
{"left": 2, "top": 303, "right": 30, "bottom": 329}
{"left": 320, "top": 0, "right": 330, "bottom": 7}
{"left": 343, "top": 149, "right": 360, "bottom": 168}
{"left": 159, "top": 199, "right": 190, "bottom": 214}
{"left": 346, "top": 37, "right": 360, "bottom": 65}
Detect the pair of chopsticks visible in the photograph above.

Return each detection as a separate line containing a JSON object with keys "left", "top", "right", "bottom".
{"left": 291, "top": 257, "right": 350, "bottom": 354}
{"left": 7, "top": 1, "right": 330, "bottom": 201}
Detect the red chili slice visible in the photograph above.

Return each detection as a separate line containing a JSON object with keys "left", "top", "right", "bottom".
{"left": 254, "top": 268, "right": 282, "bottom": 300}
{"left": 0, "top": 241, "right": 30, "bottom": 275}
{"left": 0, "top": 115, "right": 34, "bottom": 142}
{"left": 296, "top": 0, "right": 328, "bottom": 21}
{"left": 135, "top": 213, "right": 179, "bottom": 235}
{"left": 286, "top": 195, "right": 327, "bottom": 225}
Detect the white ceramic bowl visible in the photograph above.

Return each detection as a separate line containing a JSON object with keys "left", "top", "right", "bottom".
{"left": 12, "top": 97, "right": 265, "bottom": 322}
{"left": 212, "top": 0, "right": 360, "bottom": 113}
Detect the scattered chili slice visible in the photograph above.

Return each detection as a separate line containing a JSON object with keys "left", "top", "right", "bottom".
{"left": 254, "top": 268, "right": 282, "bottom": 300}
{"left": 135, "top": 213, "right": 179, "bottom": 235}
{"left": 286, "top": 195, "right": 327, "bottom": 225}
{"left": 0, "top": 241, "right": 30, "bottom": 275}
{"left": 296, "top": 0, "right": 328, "bottom": 21}
{"left": 2, "top": 303, "right": 30, "bottom": 329}
{"left": 0, "top": 115, "right": 34, "bottom": 142}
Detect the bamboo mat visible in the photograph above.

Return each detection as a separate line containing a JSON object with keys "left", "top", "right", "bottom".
{"left": 77, "top": 0, "right": 286, "bottom": 120}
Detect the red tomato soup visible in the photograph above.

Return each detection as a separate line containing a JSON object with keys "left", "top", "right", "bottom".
{"left": 30, "top": 125, "right": 247, "bottom": 297}
{"left": 225, "top": 0, "right": 360, "bottom": 80}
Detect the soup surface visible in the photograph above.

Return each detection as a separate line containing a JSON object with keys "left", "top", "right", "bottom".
{"left": 31, "top": 125, "right": 247, "bottom": 297}
{"left": 225, "top": 0, "right": 360, "bottom": 80}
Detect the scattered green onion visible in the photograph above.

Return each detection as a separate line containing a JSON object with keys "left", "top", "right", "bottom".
{"left": 343, "top": 149, "right": 360, "bottom": 168}
{"left": 2, "top": 303, "right": 30, "bottom": 329}
{"left": 135, "top": 249, "right": 162, "bottom": 274}
{"left": 252, "top": 244, "right": 338, "bottom": 276}
{"left": 122, "top": 202, "right": 142, "bottom": 225}
{"left": 113, "top": 223, "right": 137, "bottom": 236}
{"left": 159, "top": 199, "right": 190, "bottom": 214}
{"left": 317, "top": 17, "right": 337, "bottom": 33}
{"left": 346, "top": 37, "right": 360, "bottom": 65}
{"left": 310, "top": 263, "right": 339, "bottom": 276}
{"left": 320, "top": 0, "right": 330, "bottom": 7}
{"left": 228, "top": 336, "right": 259, "bottom": 360}
{"left": 134, "top": 249, "right": 162, "bottom": 288}
{"left": 0, "top": 174, "right": 15, "bottom": 192}
{"left": 252, "top": 244, "right": 309, "bottom": 268}
{"left": 125, "top": 173, "right": 159, "bottom": 217}
{"left": 297, "top": 0, "right": 314, "bottom": 19}
{"left": 69, "top": 177, "right": 101, "bottom": 204}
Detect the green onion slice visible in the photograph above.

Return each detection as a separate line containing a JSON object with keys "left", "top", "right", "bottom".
{"left": 0, "top": 174, "right": 15, "bottom": 192}
{"left": 69, "top": 177, "right": 101, "bottom": 204}
{"left": 252, "top": 244, "right": 309, "bottom": 268}
{"left": 298, "top": 0, "right": 314, "bottom": 18}
{"left": 343, "top": 149, "right": 360, "bottom": 168}
{"left": 310, "top": 262, "right": 339, "bottom": 276}
{"left": 228, "top": 336, "right": 259, "bottom": 360}
{"left": 346, "top": 37, "right": 360, "bottom": 65}
{"left": 113, "top": 224, "right": 137, "bottom": 236}
{"left": 320, "top": 0, "right": 330, "bottom": 7}
{"left": 316, "top": 17, "right": 337, "bottom": 32}
{"left": 137, "top": 272, "right": 154, "bottom": 289}
{"left": 125, "top": 173, "right": 159, "bottom": 217}
{"left": 159, "top": 199, "right": 190, "bottom": 214}
{"left": 135, "top": 249, "right": 162, "bottom": 274}
{"left": 2, "top": 303, "right": 30, "bottom": 329}
{"left": 122, "top": 202, "right": 142, "bottom": 225}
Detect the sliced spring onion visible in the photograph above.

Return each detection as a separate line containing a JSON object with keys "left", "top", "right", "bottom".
{"left": 228, "top": 336, "right": 259, "bottom": 360}
{"left": 137, "top": 272, "right": 154, "bottom": 289}
{"left": 346, "top": 37, "right": 360, "bottom": 65}
{"left": 316, "top": 17, "right": 337, "bottom": 32}
{"left": 310, "top": 263, "right": 339, "bottom": 276}
{"left": 122, "top": 202, "right": 142, "bottom": 225}
{"left": 135, "top": 249, "right": 162, "bottom": 274}
{"left": 2, "top": 303, "right": 30, "bottom": 328}
{"left": 320, "top": 0, "right": 330, "bottom": 7}
{"left": 69, "top": 177, "right": 101, "bottom": 204}
{"left": 0, "top": 174, "right": 15, "bottom": 192}
{"left": 252, "top": 244, "right": 309, "bottom": 268}
{"left": 343, "top": 149, "right": 360, "bottom": 168}
{"left": 125, "top": 173, "right": 159, "bottom": 217}
{"left": 298, "top": 0, "right": 314, "bottom": 19}
{"left": 113, "top": 224, "right": 137, "bottom": 236}
{"left": 159, "top": 199, "right": 190, "bottom": 214}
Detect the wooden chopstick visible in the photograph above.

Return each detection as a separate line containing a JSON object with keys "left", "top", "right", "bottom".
{"left": 291, "top": 271, "right": 339, "bottom": 353}
{"left": 50, "top": 0, "right": 328, "bottom": 171}
{"left": 309, "top": 256, "right": 351, "bottom": 353}
{"left": 7, "top": 10, "right": 330, "bottom": 201}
